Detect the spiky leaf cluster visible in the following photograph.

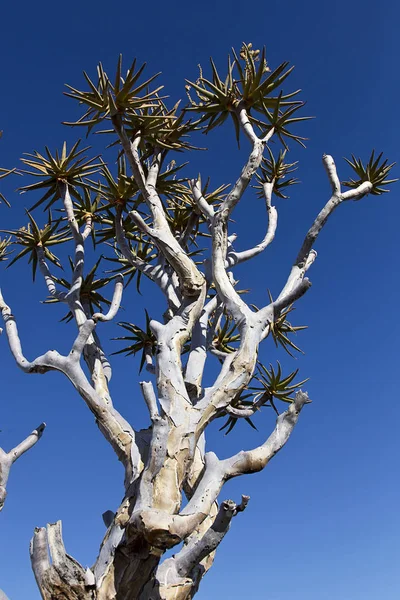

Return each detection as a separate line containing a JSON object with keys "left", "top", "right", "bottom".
{"left": 121, "top": 100, "right": 201, "bottom": 153}
{"left": 0, "top": 167, "right": 16, "bottom": 207}
{"left": 19, "top": 141, "right": 101, "bottom": 210}
{"left": 256, "top": 297, "right": 307, "bottom": 356}
{"left": 0, "top": 236, "right": 12, "bottom": 261}
{"left": 64, "top": 58, "right": 162, "bottom": 131}
{"left": 112, "top": 310, "right": 156, "bottom": 372}
{"left": 65, "top": 58, "right": 200, "bottom": 152}
{"left": 251, "top": 361, "right": 308, "bottom": 408}
{"left": 255, "top": 148, "right": 299, "bottom": 199}
{"left": 69, "top": 188, "right": 103, "bottom": 246}
{"left": 45, "top": 256, "right": 114, "bottom": 322}
{"left": 219, "top": 360, "right": 307, "bottom": 435}
{"left": 89, "top": 157, "right": 139, "bottom": 212}
{"left": 90, "top": 159, "right": 191, "bottom": 219}
{"left": 212, "top": 313, "right": 240, "bottom": 354}
{"left": 343, "top": 151, "right": 398, "bottom": 197}
{"left": 165, "top": 179, "right": 229, "bottom": 246}
{"left": 2, "top": 212, "right": 70, "bottom": 279}
{"left": 186, "top": 43, "right": 310, "bottom": 145}
{"left": 105, "top": 237, "right": 157, "bottom": 292}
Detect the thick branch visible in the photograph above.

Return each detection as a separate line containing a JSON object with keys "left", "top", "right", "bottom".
{"left": 0, "top": 292, "right": 140, "bottom": 486}
{"left": 223, "top": 391, "right": 311, "bottom": 477}
{"left": 157, "top": 495, "right": 249, "bottom": 588}
{"left": 209, "top": 117, "right": 270, "bottom": 328}
{"left": 130, "top": 208, "right": 204, "bottom": 299}
{"left": 184, "top": 295, "right": 218, "bottom": 398}
{"left": 185, "top": 391, "right": 309, "bottom": 525}
{"left": 111, "top": 116, "right": 204, "bottom": 298}
{"left": 30, "top": 521, "right": 93, "bottom": 599}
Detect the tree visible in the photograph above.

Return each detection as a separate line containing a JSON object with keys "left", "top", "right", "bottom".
{"left": 0, "top": 43, "right": 396, "bottom": 599}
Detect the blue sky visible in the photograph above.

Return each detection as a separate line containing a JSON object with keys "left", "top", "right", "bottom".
{"left": 0, "top": 1, "right": 399, "bottom": 598}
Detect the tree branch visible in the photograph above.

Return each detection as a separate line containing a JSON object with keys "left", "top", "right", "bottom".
{"left": 189, "top": 179, "right": 215, "bottom": 222}
{"left": 157, "top": 495, "right": 249, "bottom": 587}
{"left": 114, "top": 208, "right": 181, "bottom": 312}
{"left": 0, "top": 292, "right": 140, "bottom": 486}
{"left": 177, "top": 391, "right": 310, "bottom": 548}
{"left": 184, "top": 295, "right": 218, "bottom": 399}
{"left": 223, "top": 391, "right": 311, "bottom": 477}
{"left": 278, "top": 154, "right": 373, "bottom": 303}
{"left": 30, "top": 521, "right": 92, "bottom": 598}
{"left": 226, "top": 181, "right": 277, "bottom": 267}
{"left": 111, "top": 116, "right": 204, "bottom": 298}
{"left": 60, "top": 183, "right": 84, "bottom": 303}
{"left": 0, "top": 423, "right": 46, "bottom": 510}
{"left": 36, "top": 246, "right": 66, "bottom": 301}
{"left": 92, "top": 274, "right": 123, "bottom": 322}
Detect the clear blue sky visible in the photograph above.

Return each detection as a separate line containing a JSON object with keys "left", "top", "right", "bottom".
{"left": 0, "top": 1, "right": 399, "bottom": 598}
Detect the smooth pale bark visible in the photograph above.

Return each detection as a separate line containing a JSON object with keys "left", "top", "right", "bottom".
{"left": 0, "top": 105, "right": 375, "bottom": 599}
{"left": 0, "top": 423, "right": 46, "bottom": 510}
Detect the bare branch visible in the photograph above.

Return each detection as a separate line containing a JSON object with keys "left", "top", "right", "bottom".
{"left": 210, "top": 121, "right": 270, "bottom": 327}
{"left": 30, "top": 521, "right": 92, "bottom": 598}
{"left": 272, "top": 277, "right": 312, "bottom": 314}
{"left": 341, "top": 181, "right": 373, "bottom": 200}
{"left": 0, "top": 290, "right": 34, "bottom": 372}
{"left": 144, "top": 343, "right": 156, "bottom": 374}
{"left": 237, "top": 106, "right": 259, "bottom": 143}
{"left": 81, "top": 214, "right": 93, "bottom": 241}
{"left": 226, "top": 181, "right": 277, "bottom": 267}
{"left": 30, "top": 527, "right": 50, "bottom": 593}
{"left": 0, "top": 292, "right": 140, "bottom": 485}
{"left": 60, "top": 182, "right": 80, "bottom": 241}
{"left": 37, "top": 246, "right": 66, "bottom": 300}
{"left": 140, "top": 381, "right": 159, "bottom": 421}
{"left": 130, "top": 209, "right": 205, "bottom": 299}
{"left": 283, "top": 155, "right": 373, "bottom": 296}
{"left": 8, "top": 423, "right": 46, "bottom": 463}
{"left": 69, "top": 319, "right": 97, "bottom": 359}
{"left": 189, "top": 179, "right": 215, "bottom": 222}
{"left": 223, "top": 391, "right": 311, "bottom": 477}
{"left": 275, "top": 153, "right": 374, "bottom": 312}
{"left": 185, "top": 295, "right": 218, "bottom": 398}
{"left": 220, "top": 138, "right": 264, "bottom": 217}
{"left": 92, "top": 274, "right": 124, "bottom": 322}
{"left": 179, "top": 392, "right": 309, "bottom": 544}
{"left": 0, "top": 424, "right": 46, "bottom": 510}
{"left": 323, "top": 153, "right": 341, "bottom": 195}
{"left": 158, "top": 495, "right": 250, "bottom": 585}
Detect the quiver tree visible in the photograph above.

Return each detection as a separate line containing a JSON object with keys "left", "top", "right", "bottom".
{"left": 0, "top": 44, "right": 397, "bottom": 599}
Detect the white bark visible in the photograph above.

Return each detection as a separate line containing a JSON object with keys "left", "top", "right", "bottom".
{"left": 0, "top": 93, "right": 381, "bottom": 599}
{"left": 0, "top": 423, "right": 45, "bottom": 510}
